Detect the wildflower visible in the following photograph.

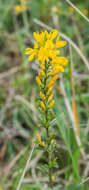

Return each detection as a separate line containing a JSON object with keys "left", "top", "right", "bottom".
{"left": 38, "top": 46, "right": 50, "bottom": 63}
{"left": 37, "top": 134, "right": 41, "bottom": 142}
{"left": 33, "top": 31, "right": 46, "bottom": 44}
{"left": 48, "top": 100, "right": 55, "bottom": 108}
{"left": 25, "top": 30, "right": 68, "bottom": 109}
{"left": 47, "top": 87, "right": 53, "bottom": 95}
{"left": 48, "top": 93, "right": 53, "bottom": 102}
{"left": 52, "top": 57, "right": 68, "bottom": 66}
{"left": 25, "top": 30, "right": 68, "bottom": 187}
{"left": 36, "top": 76, "right": 42, "bottom": 87}
{"left": 15, "top": 5, "right": 27, "bottom": 14}
{"left": 53, "top": 65, "right": 64, "bottom": 75}
{"left": 36, "top": 134, "right": 46, "bottom": 147}
{"left": 40, "top": 101, "right": 45, "bottom": 110}
{"left": 47, "top": 79, "right": 54, "bottom": 88}
{"left": 40, "top": 141, "right": 46, "bottom": 147}
{"left": 40, "top": 91, "right": 45, "bottom": 100}
{"left": 50, "top": 30, "right": 58, "bottom": 40}
{"left": 40, "top": 63, "right": 45, "bottom": 70}
{"left": 39, "top": 70, "right": 45, "bottom": 78}
{"left": 54, "top": 41, "right": 67, "bottom": 48}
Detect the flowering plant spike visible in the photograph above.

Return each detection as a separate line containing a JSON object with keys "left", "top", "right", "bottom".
{"left": 25, "top": 30, "right": 68, "bottom": 187}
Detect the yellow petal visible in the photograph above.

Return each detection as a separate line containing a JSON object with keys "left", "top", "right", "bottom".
{"left": 28, "top": 54, "right": 34, "bottom": 61}
{"left": 53, "top": 57, "right": 68, "bottom": 66}
{"left": 53, "top": 65, "right": 64, "bottom": 74}
{"left": 40, "top": 141, "right": 46, "bottom": 147}
{"left": 36, "top": 134, "right": 41, "bottom": 141}
{"left": 50, "top": 30, "right": 58, "bottom": 40}
{"left": 40, "top": 91, "right": 45, "bottom": 100}
{"left": 55, "top": 41, "right": 67, "bottom": 48}
{"left": 40, "top": 101, "right": 45, "bottom": 110}
{"left": 48, "top": 93, "right": 53, "bottom": 102}
{"left": 48, "top": 100, "right": 55, "bottom": 108}
{"left": 36, "top": 76, "right": 42, "bottom": 86}
{"left": 25, "top": 48, "right": 33, "bottom": 54}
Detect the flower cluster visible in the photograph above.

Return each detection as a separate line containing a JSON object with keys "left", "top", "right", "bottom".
{"left": 25, "top": 30, "right": 68, "bottom": 112}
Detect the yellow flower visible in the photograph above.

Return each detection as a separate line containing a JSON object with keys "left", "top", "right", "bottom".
{"left": 37, "top": 134, "right": 41, "bottom": 142}
{"left": 51, "top": 75, "right": 59, "bottom": 81}
{"left": 25, "top": 48, "right": 33, "bottom": 54}
{"left": 40, "top": 91, "right": 45, "bottom": 100}
{"left": 40, "top": 101, "right": 45, "bottom": 110}
{"left": 48, "top": 93, "right": 53, "bottom": 102}
{"left": 25, "top": 48, "right": 37, "bottom": 61}
{"left": 53, "top": 65, "right": 64, "bottom": 74}
{"left": 52, "top": 57, "right": 68, "bottom": 66}
{"left": 38, "top": 47, "right": 49, "bottom": 63}
{"left": 47, "top": 79, "right": 54, "bottom": 88}
{"left": 38, "top": 70, "right": 45, "bottom": 78}
{"left": 15, "top": 5, "right": 27, "bottom": 14}
{"left": 40, "top": 63, "right": 45, "bottom": 70}
{"left": 45, "top": 40, "right": 54, "bottom": 50}
{"left": 50, "top": 30, "right": 58, "bottom": 40}
{"left": 47, "top": 87, "right": 53, "bottom": 95}
{"left": 48, "top": 100, "right": 55, "bottom": 108}
{"left": 36, "top": 134, "right": 46, "bottom": 147}
{"left": 25, "top": 30, "right": 68, "bottom": 110}
{"left": 36, "top": 76, "right": 42, "bottom": 86}
{"left": 40, "top": 141, "right": 46, "bottom": 147}
{"left": 54, "top": 41, "right": 67, "bottom": 48}
{"left": 33, "top": 31, "right": 45, "bottom": 44}
{"left": 25, "top": 47, "right": 38, "bottom": 62}
{"left": 25, "top": 30, "right": 67, "bottom": 66}
{"left": 47, "top": 75, "right": 59, "bottom": 89}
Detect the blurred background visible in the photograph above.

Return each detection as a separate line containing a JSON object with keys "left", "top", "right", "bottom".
{"left": 0, "top": 0, "right": 89, "bottom": 189}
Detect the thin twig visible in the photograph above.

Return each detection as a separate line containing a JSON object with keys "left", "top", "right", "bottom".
{"left": 16, "top": 144, "right": 35, "bottom": 190}
{"left": 33, "top": 19, "right": 89, "bottom": 70}
{"left": 66, "top": 0, "right": 89, "bottom": 23}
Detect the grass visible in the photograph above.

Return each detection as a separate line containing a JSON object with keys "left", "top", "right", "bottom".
{"left": 0, "top": 0, "right": 89, "bottom": 189}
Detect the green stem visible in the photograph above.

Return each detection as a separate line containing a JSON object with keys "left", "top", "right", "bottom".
{"left": 46, "top": 127, "right": 53, "bottom": 188}
{"left": 43, "top": 61, "right": 53, "bottom": 188}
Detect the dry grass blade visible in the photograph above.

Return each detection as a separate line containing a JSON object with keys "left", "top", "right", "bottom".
{"left": 66, "top": 0, "right": 89, "bottom": 23}
{"left": 60, "top": 79, "right": 85, "bottom": 158}
{"left": 3, "top": 149, "right": 25, "bottom": 177}
{"left": 78, "top": 176, "right": 89, "bottom": 186}
{"left": 69, "top": 45, "right": 80, "bottom": 136}
{"left": 16, "top": 144, "right": 35, "bottom": 190}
